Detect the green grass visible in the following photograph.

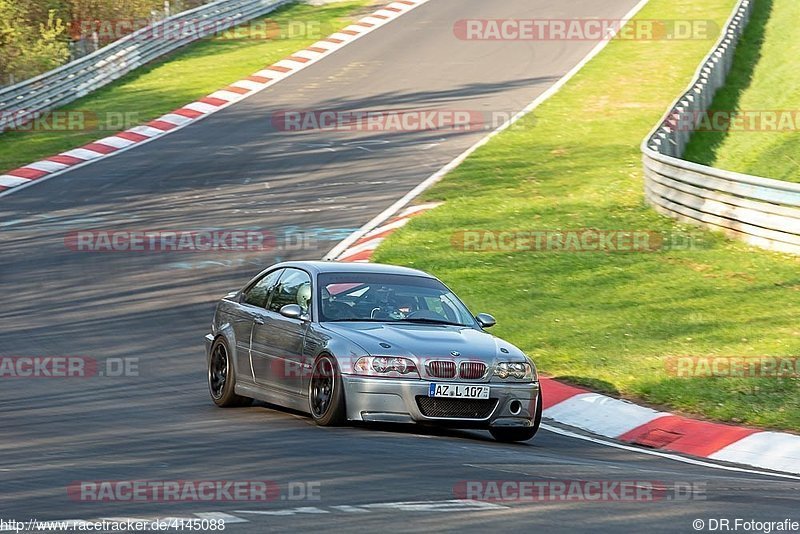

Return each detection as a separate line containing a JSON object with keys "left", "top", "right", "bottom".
{"left": 0, "top": 0, "right": 370, "bottom": 173}
{"left": 374, "top": 0, "right": 800, "bottom": 431}
{"left": 684, "top": 0, "right": 800, "bottom": 182}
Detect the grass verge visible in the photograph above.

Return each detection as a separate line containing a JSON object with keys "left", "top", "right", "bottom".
{"left": 0, "top": 0, "right": 370, "bottom": 173}
{"left": 374, "top": 0, "right": 800, "bottom": 431}
{"left": 684, "top": 0, "right": 800, "bottom": 183}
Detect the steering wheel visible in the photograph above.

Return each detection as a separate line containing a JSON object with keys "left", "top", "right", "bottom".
{"left": 406, "top": 309, "right": 447, "bottom": 321}
{"left": 326, "top": 301, "right": 357, "bottom": 320}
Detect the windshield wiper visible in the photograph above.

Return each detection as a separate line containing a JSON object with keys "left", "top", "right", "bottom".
{"left": 396, "top": 318, "right": 466, "bottom": 326}
{"left": 327, "top": 318, "right": 386, "bottom": 322}
{"left": 327, "top": 317, "right": 466, "bottom": 326}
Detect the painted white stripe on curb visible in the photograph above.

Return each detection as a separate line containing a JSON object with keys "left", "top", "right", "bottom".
{"left": 0, "top": 176, "right": 31, "bottom": 187}
{"left": 544, "top": 393, "right": 669, "bottom": 438}
{"left": 183, "top": 102, "right": 219, "bottom": 115}
{"left": 95, "top": 136, "right": 136, "bottom": 149}
{"left": 61, "top": 148, "right": 105, "bottom": 160}
{"left": 328, "top": 32, "right": 354, "bottom": 41}
{"left": 362, "top": 217, "right": 411, "bottom": 239}
{"left": 274, "top": 59, "right": 304, "bottom": 70}
{"left": 24, "top": 160, "right": 70, "bottom": 173}
{"left": 231, "top": 80, "right": 267, "bottom": 91}
{"left": 291, "top": 50, "right": 323, "bottom": 60}
{"left": 208, "top": 90, "right": 245, "bottom": 102}
{"left": 397, "top": 201, "right": 443, "bottom": 218}
{"left": 709, "top": 432, "right": 800, "bottom": 475}
{"left": 158, "top": 113, "right": 194, "bottom": 126}
{"left": 309, "top": 40, "right": 337, "bottom": 51}
{"left": 127, "top": 125, "right": 164, "bottom": 138}
{"left": 340, "top": 237, "right": 384, "bottom": 258}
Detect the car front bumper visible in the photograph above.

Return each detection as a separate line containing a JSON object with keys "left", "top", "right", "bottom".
{"left": 341, "top": 375, "right": 539, "bottom": 428}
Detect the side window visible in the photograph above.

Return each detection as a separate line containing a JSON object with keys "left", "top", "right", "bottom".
{"left": 242, "top": 269, "right": 283, "bottom": 308}
{"left": 269, "top": 269, "right": 312, "bottom": 314}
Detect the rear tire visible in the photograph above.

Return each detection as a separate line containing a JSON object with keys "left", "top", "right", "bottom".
{"left": 309, "top": 355, "right": 346, "bottom": 426}
{"left": 490, "top": 387, "right": 543, "bottom": 443}
{"left": 208, "top": 337, "right": 251, "bottom": 407}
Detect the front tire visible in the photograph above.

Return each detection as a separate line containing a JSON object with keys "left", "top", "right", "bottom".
{"left": 490, "top": 387, "right": 543, "bottom": 443}
{"left": 208, "top": 337, "right": 251, "bottom": 407}
{"left": 309, "top": 355, "right": 346, "bottom": 426}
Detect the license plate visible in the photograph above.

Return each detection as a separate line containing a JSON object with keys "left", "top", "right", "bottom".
{"left": 428, "top": 383, "right": 490, "bottom": 399}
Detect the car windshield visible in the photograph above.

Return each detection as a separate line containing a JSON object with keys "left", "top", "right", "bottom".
{"left": 318, "top": 272, "right": 476, "bottom": 326}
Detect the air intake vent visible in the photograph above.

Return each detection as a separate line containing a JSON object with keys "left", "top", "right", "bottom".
{"left": 416, "top": 397, "right": 498, "bottom": 419}
{"left": 459, "top": 361, "right": 487, "bottom": 380}
{"left": 427, "top": 360, "right": 456, "bottom": 379}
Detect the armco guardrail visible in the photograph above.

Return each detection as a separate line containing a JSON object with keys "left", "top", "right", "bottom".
{"left": 0, "top": 0, "right": 290, "bottom": 133}
{"left": 642, "top": 0, "right": 800, "bottom": 255}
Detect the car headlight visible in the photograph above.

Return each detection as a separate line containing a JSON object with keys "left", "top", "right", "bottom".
{"left": 353, "top": 356, "right": 419, "bottom": 378}
{"left": 494, "top": 362, "right": 535, "bottom": 381}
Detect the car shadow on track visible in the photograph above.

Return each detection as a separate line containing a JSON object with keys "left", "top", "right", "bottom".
{"left": 250, "top": 400, "right": 534, "bottom": 446}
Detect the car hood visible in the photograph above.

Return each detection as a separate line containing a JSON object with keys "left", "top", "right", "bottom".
{"left": 320, "top": 322, "right": 524, "bottom": 362}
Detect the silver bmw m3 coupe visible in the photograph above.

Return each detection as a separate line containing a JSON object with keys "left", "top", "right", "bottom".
{"left": 205, "top": 261, "right": 542, "bottom": 442}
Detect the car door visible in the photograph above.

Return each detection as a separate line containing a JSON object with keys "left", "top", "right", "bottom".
{"left": 251, "top": 268, "right": 312, "bottom": 396}
{"left": 234, "top": 268, "right": 284, "bottom": 383}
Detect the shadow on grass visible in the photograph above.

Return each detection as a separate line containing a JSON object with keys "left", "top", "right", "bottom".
{"left": 683, "top": 0, "right": 775, "bottom": 165}
{"left": 636, "top": 375, "right": 800, "bottom": 430}
{"left": 554, "top": 376, "right": 621, "bottom": 397}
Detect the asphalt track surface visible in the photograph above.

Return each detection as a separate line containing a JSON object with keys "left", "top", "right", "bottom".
{"left": 1, "top": 0, "right": 798, "bottom": 532}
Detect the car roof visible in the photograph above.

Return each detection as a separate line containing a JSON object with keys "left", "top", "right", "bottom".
{"left": 270, "top": 261, "right": 436, "bottom": 279}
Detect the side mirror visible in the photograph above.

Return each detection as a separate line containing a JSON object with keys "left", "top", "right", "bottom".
{"left": 476, "top": 313, "right": 496, "bottom": 328}
{"left": 280, "top": 304, "right": 306, "bottom": 320}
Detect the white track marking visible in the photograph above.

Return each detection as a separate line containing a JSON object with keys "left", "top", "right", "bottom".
{"left": 194, "top": 512, "right": 249, "bottom": 523}
{"left": 330, "top": 505, "right": 369, "bottom": 513}
{"left": 234, "top": 499, "right": 506, "bottom": 516}
{"left": 362, "top": 500, "right": 506, "bottom": 512}
{"left": 235, "top": 507, "right": 329, "bottom": 516}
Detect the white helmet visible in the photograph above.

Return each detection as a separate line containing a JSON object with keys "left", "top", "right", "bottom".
{"left": 297, "top": 282, "right": 312, "bottom": 311}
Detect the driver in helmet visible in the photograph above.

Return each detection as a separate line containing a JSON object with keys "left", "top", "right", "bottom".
{"left": 296, "top": 282, "right": 312, "bottom": 314}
